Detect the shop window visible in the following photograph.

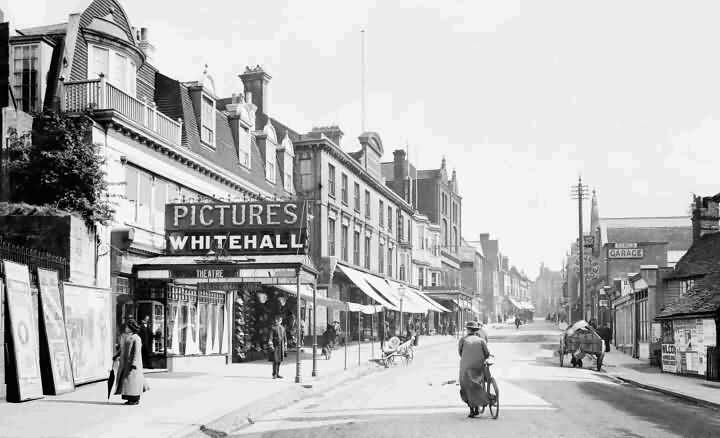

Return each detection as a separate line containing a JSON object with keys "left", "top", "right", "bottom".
{"left": 10, "top": 44, "right": 41, "bottom": 113}
{"left": 153, "top": 179, "right": 166, "bottom": 232}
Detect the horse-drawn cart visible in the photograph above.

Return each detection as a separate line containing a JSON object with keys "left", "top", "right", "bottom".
{"left": 559, "top": 320, "right": 604, "bottom": 371}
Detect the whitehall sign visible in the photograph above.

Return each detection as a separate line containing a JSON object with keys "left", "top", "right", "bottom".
{"left": 165, "top": 202, "right": 308, "bottom": 256}
{"left": 608, "top": 248, "right": 644, "bottom": 259}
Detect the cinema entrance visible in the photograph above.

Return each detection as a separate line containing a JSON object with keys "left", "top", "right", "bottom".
{"left": 131, "top": 255, "right": 319, "bottom": 371}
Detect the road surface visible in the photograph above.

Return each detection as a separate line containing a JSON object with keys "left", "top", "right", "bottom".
{"left": 225, "top": 322, "right": 720, "bottom": 438}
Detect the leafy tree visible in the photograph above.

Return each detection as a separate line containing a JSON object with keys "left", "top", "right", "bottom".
{"left": 7, "top": 111, "right": 113, "bottom": 227}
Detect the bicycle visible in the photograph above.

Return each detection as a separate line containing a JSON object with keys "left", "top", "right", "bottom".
{"left": 478, "top": 355, "right": 499, "bottom": 419}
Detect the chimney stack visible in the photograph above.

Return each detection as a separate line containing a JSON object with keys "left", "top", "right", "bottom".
{"left": 240, "top": 65, "right": 271, "bottom": 130}
{"left": 136, "top": 27, "right": 155, "bottom": 63}
{"left": 691, "top": 194, "right": 720, "bottom": 243}
{"left": 311, "top": 126, "right": 344, "bottom": 147}
{"left": 393, "top": 149, "right": 407, "bottom": 180}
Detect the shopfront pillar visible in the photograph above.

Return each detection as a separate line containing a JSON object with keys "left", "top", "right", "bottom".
{"left": 295, "top": 267, "right": 302, "bottom": 383}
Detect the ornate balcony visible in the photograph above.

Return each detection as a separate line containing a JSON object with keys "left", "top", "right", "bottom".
{"left": 61, "top": 76, "right": 182, "bottom": 147}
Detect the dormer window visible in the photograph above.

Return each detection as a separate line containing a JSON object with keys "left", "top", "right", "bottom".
{"left": 88, "top": 44, "right": 136, "bottom": 96}
{"left": 281, "top": 134, "right": 294, "bottom": 193}
{"left": 201, "top": 95, "right": 215, "bottom": 147}
{"left": 238, "top": 125, "right": 251, "bottom": 168}
{"left": 264, "top": 122, "right": 278, "bottom": 183}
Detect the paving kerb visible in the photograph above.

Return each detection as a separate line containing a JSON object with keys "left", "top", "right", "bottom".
{"left": 609, "top": 375, "right": 720, "bottom": 411}
{"left": 181, "top": 338, "right": 455, "bottom": 438}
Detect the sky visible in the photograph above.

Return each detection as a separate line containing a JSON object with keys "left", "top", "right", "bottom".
{"left": 4, "top": 0, "right": 720, "bottom": 278}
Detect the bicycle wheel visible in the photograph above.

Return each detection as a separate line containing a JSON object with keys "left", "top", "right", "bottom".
{"left": 488, "top": 378, "right": 499, "bottom": 419}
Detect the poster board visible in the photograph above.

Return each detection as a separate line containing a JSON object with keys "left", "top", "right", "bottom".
{"left": 62, "top": 283, "right": 113, "bottom": 384}
{"left": 661, "top": 343, "right": 677, "bottom": 373}
{"left": 37, "top": 269, "right": 75, "bottom": 394}
{"left": 2, "top": 261, "right": 44, "bottom": 401}
{"left": 703, "top": 319, "right": 716, "bottom": 347}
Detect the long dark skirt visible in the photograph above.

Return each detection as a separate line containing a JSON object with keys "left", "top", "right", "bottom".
{"left": 122, "top": 395, "right": 140, "bottom": 402}
{"left": 459, "top": 367, "right": 490, "bottom": 408}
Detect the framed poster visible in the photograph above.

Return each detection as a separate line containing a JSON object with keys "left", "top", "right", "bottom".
{"left": 62, "top": 283, "right": 113, "bottom": 384}
{"left": 2, "top": 261, "right": 44, "bottom": 401}
{"left": 37, "top": 269, "right": 75, "bottom": 394}
{"left": 661, "top": 343, "right": 677, "bottom": 373}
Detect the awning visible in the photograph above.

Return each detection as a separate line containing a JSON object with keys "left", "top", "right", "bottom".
{"left": 346, "top": 303, "right": 383, "bottom": 314}
{"left": 273, "top": 285, "right": 346, "bottom": 310}
{"left": 336, "top": 265, "right": 398, "bottom": 310}
{"left": 411, "top": 289, "right": 450, "bottom": 312}
{"left": 507, "top": 296, "right": 535, "bottom": 311}
{"left": 387, "top": 281, "right": 433, "bottom": 313}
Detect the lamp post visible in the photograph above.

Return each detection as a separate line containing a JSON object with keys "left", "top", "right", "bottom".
{"left": 398, "top": 285, "right": 406, "bottom": 338}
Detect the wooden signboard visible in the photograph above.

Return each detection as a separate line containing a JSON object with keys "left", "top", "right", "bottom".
{"left": 37, "top": 269, "right": 75, "bottom": 394}
{"left": 2, "top": 260, "right": 44, "bottom": 402}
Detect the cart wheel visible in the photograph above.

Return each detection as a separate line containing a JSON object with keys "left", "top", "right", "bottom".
{"left": 577, "top": 359, "right": 583, "bottom": 368}
{"left": 559, "top": 352, "right": 564, "bottom": 367}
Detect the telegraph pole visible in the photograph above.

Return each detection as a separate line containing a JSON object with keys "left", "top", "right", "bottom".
{"left": 570, "top": 177, "right": 589, "bottom": 322}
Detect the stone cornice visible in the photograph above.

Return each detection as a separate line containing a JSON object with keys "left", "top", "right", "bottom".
{"left": 294, "top": 139, "right": 415, "bottom": 214}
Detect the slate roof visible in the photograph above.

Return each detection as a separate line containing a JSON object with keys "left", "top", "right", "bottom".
{"left": 656, "top": 271, "right": 720, "bottom": 319}
{"left": 668, "top": 232, "right": 720, "bottom": 279}
{"left": 154, "top": 72, "right": 293, "bottom": 200}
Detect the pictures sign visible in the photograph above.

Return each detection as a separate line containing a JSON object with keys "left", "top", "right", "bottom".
{"left": 165, "top": 202, "right": 308, "bottom": 256}
{"left": 661, "top": 343, "right": 677, "bottom": 373}
{"left": 37, "top": 269, "right": 75, "bottom": 394}
{"left": 63, "top": 283, "right": 113, "bottom": 384}
{"left": 2, "top": 260, "right": 44, "bottom": 401}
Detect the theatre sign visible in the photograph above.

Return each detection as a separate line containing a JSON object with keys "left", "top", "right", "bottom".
{"left": 165, "top": 202, "right": 308, "bottom": 255}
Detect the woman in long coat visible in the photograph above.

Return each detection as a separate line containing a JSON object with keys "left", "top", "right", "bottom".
{"left": 459, "top": 321, "right": 491, "bottom": 417}
{"left": 115, "top": 319, "right": 146, "bottom": 405}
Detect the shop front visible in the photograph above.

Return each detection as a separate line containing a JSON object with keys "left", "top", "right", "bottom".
{"left": 124, "top": 201, "right": 323, "bottom": 371}
{"left": 425, "top": 290, "right": 472, "bottom": 336}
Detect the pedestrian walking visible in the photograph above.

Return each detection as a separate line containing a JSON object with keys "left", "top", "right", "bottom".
{"left": 459, "top": 321, "right": 491, "bottom": 418}
{"left": 515, "top": 316, "right": 521, "bottom": 330}
{"left": 268, "top": 315, "right": 287, "bottom": 379}
{"left": 598, "top": 322, "right": 612, "bottom": 352}
{"left": 114, "top": 318, "right": 148, "bottom": 405}
{"left": 139, "top": 315, "right": 154, "bottom": 369}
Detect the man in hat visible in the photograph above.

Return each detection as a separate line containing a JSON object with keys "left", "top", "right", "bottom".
{"left": 458, "top": 321, "right": 492, "bottom": 418}
{"left": 268, "top": 315, "right": 287, "bottom": 379}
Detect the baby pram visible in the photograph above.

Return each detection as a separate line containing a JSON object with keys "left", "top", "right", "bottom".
{"left": 381, "top": 336, "right": 415, "bottom": 367}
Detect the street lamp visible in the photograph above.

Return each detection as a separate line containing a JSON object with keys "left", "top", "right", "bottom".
{"left": 398, "top": 285, "right": 406, "bottom": 338}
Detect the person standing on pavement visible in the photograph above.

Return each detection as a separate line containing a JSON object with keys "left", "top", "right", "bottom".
{"left": 114, "top": 319, "right": 147, "bottom": 405}
{"left": 598, "top": 322, "right": 612, "bottom": 352}
{"left": 458, "top": 321, "right": 491, "bottom": 418}
{"left": 139, "top": 315, "right": 154, "bottom": 369}
{"left": 268, "top": 315, "right": 287, "bottom": 379}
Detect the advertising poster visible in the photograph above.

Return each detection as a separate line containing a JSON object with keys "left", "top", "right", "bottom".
{"left": 62, "top": 283, "right": 113, "bottom": 384}
{"left": 703, "top": 319, "right": 716, "bottom": 347}
{"left": 2, "top": 260, "right": 44, "bottom": 401}
{"left": 37, "top": 269, "right": 75, "bottom": 394}
{"left": 661, "top": 343, "right": 677, "bottom": 373}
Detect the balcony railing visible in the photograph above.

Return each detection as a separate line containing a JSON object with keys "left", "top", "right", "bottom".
{"left": 62, "top": 76, "right": 183, "bottom": 147}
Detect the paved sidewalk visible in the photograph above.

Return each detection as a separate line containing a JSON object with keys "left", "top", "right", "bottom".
{"left": 603, "top": 349, "right": 720, "bottom": 409}
{"left": 0, "top": 335, "right": 455, "bottom": 438}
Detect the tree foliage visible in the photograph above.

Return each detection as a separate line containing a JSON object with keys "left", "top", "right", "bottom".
{"left": 7, "top": 111, "right": 113, "bottom": 227}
